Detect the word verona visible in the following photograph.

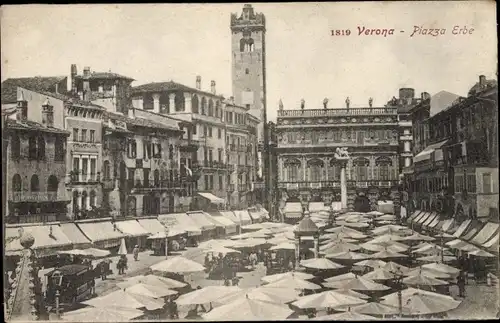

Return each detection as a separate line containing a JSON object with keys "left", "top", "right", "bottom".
{"left": 331, "top": 26, "right": 475, "bottom": 38}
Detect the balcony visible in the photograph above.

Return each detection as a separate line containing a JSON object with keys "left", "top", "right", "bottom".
{"left": 101, "top": 179, "right": 115, "bottom": 190}
{"left": 193, "top": 160, "right": 228, "bottom": 171}
{"left": 180, "top": 138, "right": 200, "bottom": 152}
{"left": 130, "top": 180, "right": 182, "bottom": 193}
{"left": 277, "top": 180, "right": 399, "bottom": 190}
{"left": 228, "top": 184, "right": 235, "bottom": 191}
{"left": 277, "top": 107, "right": 398, "bottom": 118}
{"left": 8, "top": 192, "right": 69, "bottom": 202}
{"left": 252, "top": 182, "right": 266, "bottom": 190}
{"left": 7, "top": 213, "right": 65, "bottom": 224}
{"left": 69, "top": 172, "right": 101, "bottom": 184}
{"left": 238, "top": 183, "right": 251, "bottom": 192}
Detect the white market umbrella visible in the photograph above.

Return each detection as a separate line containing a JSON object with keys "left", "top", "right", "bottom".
{"left": 338, "top": 302, "right": 408, "bottom": 315}
{"left": 300, "top": 258, "right": 344, "bottom": 270}
{"left": 82, "top": 289, "right": 164, "bottom": 311}
{"left": 119, "top": 274, "right": 187, "bottom": 289}
{"left": 362, "top": 268, "right": 399, "bottom": 281}
{"left": 202, "top": 297, "right": 293, "bottom": 320}
{"left": 324, "top": 275, "right": 391, "bottom": 291}
{"left": 320, "top": 235, "right": 357, "bottom": 243}
{"left": 62, "top": 306, "right": 143, "bottom": 322}
{"left": 314, "top": 311, "right": 376, "bottom": 320}
{"left": 325, "top": 226, "right": 366, "bottom": 236}
{"left": 270, "top": 242, "right": 296, "bottom": 251}
{"left": 265, "top": 275, "right": 322, "bottom": 290}
{"left": 368, "top": 249, "right": 408, "bottom": 259}
{"left": 321, "top": 242, "right": 361, "bottom": 254}
{"left": 421, "top": 262, "right": 460, "bottom": 275}
{"left": 118, "top": 238, "right": 128, "bottom": 256}
{"left": 404, "top": 267, "right": 451, "bottom": 280}
{"left": 416, "top": 254, "right": 457, "bottom": 263}
{"left": 368, "top": 234, "right": 406, "bottom": 244}
{"left": 206, "top": 246, "right": 241, "bottom": 256}
{"left": 334, "top": 289, "right": 371, "bottom": 300}
{"left": 403, "top": 272, "right": 449, "bottom": 286}
{"left": 198, "top": 239, "right": 237, "bottom": 249}
{"left": 325, "top": 251, "right": 368, "bottom": 261}
{"left": 383, "top": 262, "right": 410, "bottom": 274}
{"left": 176, "top": 286, "right": 242, "bottom": 305}
{"left": 216, "top": 286, "right": 300, "bottom": 305}
{"left": 324, "top": 272, "right": 357, "bottom": 283}
{"left": 376, "top": 214, "right": 397, "bottom": 221}
{"left": 360, "top": 242, "right": 408, "bottom": 253}
{"left": 467, "top": 249, "right": 496, "bottom": 257}
{"left": 335, "top": 221, "right": 370, "bottom": 229}
{"left": 232, "top": 238, "right": 269, "bottom": 248}
{"left": 354, "top": 259, "right": 387, "bottom": 269}
{"left": 123, "top": 283, "right": 178, "bottom": 298}
{"left": 261, "top": 271, "right": 315, "bottom": 284}
{"left": 382, "top": 290, "right": 461, "bottom": 315}
{"left": 292, "top": 290, "right": 367, "bottom": 309}
{"left": 150, "top": 256, "right": 205, "bottom": 274}
{"left": 402, "top": 233, "right": 436, "bottom": 242}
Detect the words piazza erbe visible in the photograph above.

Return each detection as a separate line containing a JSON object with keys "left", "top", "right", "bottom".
{"left": 331, "top": 25, "right": 475, "bottom": 37}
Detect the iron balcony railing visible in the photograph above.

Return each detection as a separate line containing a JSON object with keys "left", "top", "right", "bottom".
{"left": 277, "top": 107, "right": 398, "bottom": 118}
{"left": 8, "top": 191, "right": 68, "bottom": 202}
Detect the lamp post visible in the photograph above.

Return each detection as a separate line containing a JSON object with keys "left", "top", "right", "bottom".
{"left": 164, "top": 227, "right": 169, "bottom": 259}
{"left": 390, "top": 270, "right": 404, "bottom": 317}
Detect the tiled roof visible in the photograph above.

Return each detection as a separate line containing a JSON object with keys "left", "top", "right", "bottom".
{"left": 34, "top": 90, "right": 106, "bottom": 110}
{"left": 6, "top": 118, "right": 70, "bottom": 135}
{"left": 468, "top": 79, "right": 497, "bottom": 96}
{"left": 1, "top": 76, "right": 66, "bottom": 104}
{"left": 108, "top": 112, "right": 180, "bottom": 132}
{"left": 75, "top": 72, "right": 134, "bottom": 81}
{"left": 131, "top": 81, "right": 224, "bottom": 99}
{"left": 295, "top": 214, "right": 319, "bottom": 234}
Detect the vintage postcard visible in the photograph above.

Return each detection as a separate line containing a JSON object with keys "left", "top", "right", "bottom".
{"left": 1, "top": 1, "right": 498, "bottom": 321}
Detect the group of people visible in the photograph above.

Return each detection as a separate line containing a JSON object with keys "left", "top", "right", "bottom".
{"left": 204, "top": 253, "right": 240, "bottom": 285}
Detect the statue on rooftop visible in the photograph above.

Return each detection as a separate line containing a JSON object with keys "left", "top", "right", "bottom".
{"left": 300, "top": 99, "right": 305, "bottom": 110}
{"left": 345, "top": 97, "right": 350, "bottom": 109}
{"left": 323, "top": 98, "right": 329, "bottom": 109}
{"left": 279, "top": 99, "right": 284, "bottom": 110}
{"left": 369, "top": 97, "right": 373, "bottom": 108}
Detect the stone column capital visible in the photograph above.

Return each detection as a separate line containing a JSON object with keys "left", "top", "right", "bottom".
{"left": 152, "top": 93, "right": 161, "bottom": 100}
{"left": 168, "top": 93, "right": 176, "bottom": 100}
{"left": 183, "top": 92, "right": 192, "bottom": 100}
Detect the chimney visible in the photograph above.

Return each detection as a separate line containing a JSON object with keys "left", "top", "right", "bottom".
{"left": 41, "top": 98, "right": 54, "bottom": 127}
{"left": 421, "top": 92, "right": 431, "bottom": 101}
{"left": 196, "top": 76, "right": 201, "bottom": 90}
{"left": 230, "top": 96, "right": 234, "bottom": 103}
{"left": 70, "top": 64, "right": 77, "bottom": 94}
{"left": 16, "top": 91, "right": 28, "bottom": 121}
{"left": 83, "top": 66, "right": 91, "bottom": 78}
{"left": 211, "top": 80, "right": 216, "bottom": 94}
{"left": 479, "top": 75, "right": 486, "bottom": 87}
{"left": 82, "top": 67, "right": 91, "bottom": 101}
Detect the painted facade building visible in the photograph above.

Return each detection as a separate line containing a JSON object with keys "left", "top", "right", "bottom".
{"left": 276, "top": 94, "right": 407, "bottom": 222}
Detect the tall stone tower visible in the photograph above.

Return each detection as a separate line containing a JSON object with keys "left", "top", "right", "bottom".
{"left": 230, "top": 4, "right": 268, "bottom": 203}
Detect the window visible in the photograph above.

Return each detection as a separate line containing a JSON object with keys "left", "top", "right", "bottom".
{"left": 82, "top": 158, "right": 88, "bottom": 179}
{"left": 81, "top": 129, "right": 87, "bottom": 143}
{"left": 353, "top": 158, "right": 369, "bottom": 181}
{"left": 219, "top": 175, "right": 223, "bottom": 190}
{"left": 193, "top": 124, "right": 197, "bottom": 135}
{"left": 379, "top": 165, "right": 389, "bottom": 180}
{"left": 208, "top": 150, "right": 213, "bottom": 162}
{"left": 103, "top": 160, "right": 111, "bottom": 180}
{"left": 37, "top": 136, "right": 45, "bottom": 160}
{"left": 218, "top": 149, "right": 223, "bottom": 162}
{"left": 73, "top": 128, "right": 79, "bottom": 142}
{"left": 483, "top": 173, "right": 492, "bottom": 193}
{"left": 128, "top": 169, "right": 135, "bottom": 185}
{"left": 205, "top": 175, "right": 209, "bottom": 190}
{"left": 201, "top": 97, "right": 206, "bottom": 115}
{"left": 467, "top": 175, "right": 476, "bottom": 193}
{"left": 153, "top": 143, "right": 162, "bottom": 158}
{"left": 208, "top": 127, "right": 213, "bottom": 137}
{"left": 73, "top": 157, "right": 79, "bottom": 179}
{"left": 210, "top": 175, "right": 214, "bottom": 190}
{"left": 208, "top": 100, "right": 214, "bottom": 116}
{"left": 218, "top": 128, "right": 222, "bottom": 139}
{"left": 90, "top": 190, "right": 96, "bottom": 207}
{"left": 55, "top": 136, "right": 64, "bottom": 161}
{"left": 246, "top": 104, "right": 250, "bottom": 110}
{"left": 192, "top": 95, "right": 199, "bottom": 113}
{"left": 128, "top": 140, "right": 137, "bottom": 158}
{"left": 28, "top": 136, "right": 37, "bottom": 159}
{"left": 245, "top": 68, "right": 249, "bottom": 74}
{"left": 455, "top": 175, "right": 464, "bottom": 192}
{"left": 89, "top": 130, "right": 95, "bottom": 143}
{"left": 11, "top": 135, "right": 20, "bottom": 159}
{"left": 81, "top": 191, "right": 88, "bottom": 210}
{"left": 12, "top": 174, "right": 22, "bottom": 192}
{"left": 287, "top": 163, "right": 299, "bottom": 181}
{"left": 30, "top": 175, "right": 40, "bottom": 192}
{"left": 90, "top": 158, "right": 96, "bottom": 181}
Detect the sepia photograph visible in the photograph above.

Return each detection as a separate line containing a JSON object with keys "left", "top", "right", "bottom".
{"left": 1, "top": 2, "right": 498, "bottom": 321}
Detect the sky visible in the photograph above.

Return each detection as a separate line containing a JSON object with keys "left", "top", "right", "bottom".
{"left": 1, "top": 2, "right": 497, "bottom": 122}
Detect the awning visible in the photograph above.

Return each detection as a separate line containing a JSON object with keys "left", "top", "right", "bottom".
{"left": 77, "top": 221, "right": 126, "bottom": 245}
{"left": 115, "top": 220, "right": 150, "bottom": 237}
{"left": 137, "top": 218, "right": 166, "bottom": 235}
{"left": 413, "top": 139, "right": 449, "bottom": 163}
{"left": 187, "top": 211, "right": 217, "bottom": 231}
{"left": 461, "top": 222, "right": 484, "bottom": 242}
{"left": 412, "top": 212, "right": 427, "bottom": 224}
{"left": 158, "top": 213, "right": 201, "bottom": 236}
{"left": 197, "top": 192, "right": 225, "bottom": 205}
{"left": 408, "top": 210, "right": 422, "bottom": 222}
{"left": 441, "top": 219, "right": 455, "bottom": 232}
{"left": 248, "top": 208, "right": 266, "bottom": 222}
{"left": 453, "top": 220, "right": 472, "bottom": 238}
{"left": 59, "top": 223, "right": 92, "bottom": 248}
{"left": 416, "top": 212, "right": 432, "bottom": 224}
{"left": 483, "top": 233, "right": 499, "bottom": 250}
{"left": 283, "top": 202, "right": 303, "bottom": 219}
{"left": 6, "top": 225, "right": 72, "bottom": 256}
{"left": 331, "top": 202, "right": 342, "bottom": 212}
{"left": 470, "top": 222, "right": 499, "bottom": 246}
{"left": 220, "top": 211, "right": 241, "bottom": 226}
{"left": 309, "top": 202, "right": 329, "bottom": 213}
{"left": 209, "top": 214, "right": 237, "bottom": 234}
{"left": 233, "top": 210, "right": 253, "bottom": 226}
{"left": 428, "top": 216, "right": 441, "bottom": 229}
{"left": 423, "top": 212, "right": 438, "bottom": 227}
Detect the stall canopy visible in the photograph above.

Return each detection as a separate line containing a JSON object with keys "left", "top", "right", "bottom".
{"left": 137, "top": 218, "right": 166, "bottom": 235}
{"left": 331, "top": 202, "right": 342, "bottom": 212}
{"left": 282, "top": 202, "right": 303, "bottom": 219}
{"left": 413, "top": 139, "right": 449, "bottom": 163}
{"left": 209, "top": 213, "right": 237, "bottom": 235}
{"left": 461, "top": 221, "right": 484, "bottom": 242}
{"left": 408, "top": 210, "right": 422, "bottom": 223}
{"left": 187, "top": 211, "right": 217, "bottom": 231}
{"left": 233, "top": 210, "right": 253, "bottom": 226}
{"left": 77, "top": 221, "right": 126, "bottom": 247}
{"left": 412, "top": 212, "right": 427, "bottom": 224}
{"left": 423, "top": 213, "right": 439, "bottom": 228}
{"left": 441, "top": 219, "right": 456, "bottom": 232}
{"left": 115, "top": 220, "right": 150, "bottom": 237}
{"left": 453, "top": 220, "right": 472, "bottom": 238}
{"left": 416, "top": 212, "right": 432, "bottom": 225}
{"left": 248, "top": 207, "right": 268, "bottom": 222}
{"left": 483, "top": 233, "right": 499, "bottom": 252}
{"left": 309, "top": 202, "right": 329, "bottom": 213}
{"left": 428, "top": 216, "right": 441, "bottom": 229}
{"left": 158, "top": 213, "right": 201, "bottom": 236}
{"left": 6, "top": 225, "right": 72, "bottom": 256}
{"left": 197, "top": 192, "right": 225, "bottom": 205}
{"left": 470, "top": 222, "right": 499, "bottom": 246}
{"left": 220, "top": 211, "right": 242, "bottom": 226}
{"left": 59, "top": 223, "right": 92, "bottom": 249}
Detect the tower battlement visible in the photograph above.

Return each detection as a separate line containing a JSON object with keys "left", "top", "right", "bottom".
{"left": 230, "top": 4, "right": 266, "bottom": 31}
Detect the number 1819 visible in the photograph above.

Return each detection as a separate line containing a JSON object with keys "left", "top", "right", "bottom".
{"left": 331, "top": 29, "right": 351, "bottom": 36}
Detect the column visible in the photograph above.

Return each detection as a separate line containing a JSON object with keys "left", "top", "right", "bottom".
{"left": 295, "top": 236, "right": 301, "bottom": 270}
{"left": 314, "top": 236, "right": 319, "bottom": 258}
{"left": 405, "top": 157, "right": 411, "bottom": 167}
{"left": 86, "top": 156, "right": 91, "bottom": 182}
{"left": 79, "top": 156, "right": 83, "bottom": 182}
{"left": 76, "top": 190, "right": 82, "bottom": 209}
{"left": 340, "top": 162, "right": 347, "bottom": 210}
{"left": 324, "top": 158, "right": 329, "bottom": 180}
{"left": 302, "top": 158, "right": 307, "bottom": 181}
{"left": 184, "top": 92, "right": 192, "bottom": 113}
{"left": 169, "top": 93, "right": 176, "bottom": 112}
{"left": 164, "top": 227, "right": 169, "bottom": 259}
{"left": 404, "top": 141, "right": 411, "bottom": 152}
{"left": 152, "top": 93, "right": 160, "bottom": 114}
{"left": 136, "top": 98, "right": 144, "bottom": 110}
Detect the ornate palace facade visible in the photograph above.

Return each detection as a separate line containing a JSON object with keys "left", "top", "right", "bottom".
{"left": 275, "top": 91, "right": 421, "bottom": 220}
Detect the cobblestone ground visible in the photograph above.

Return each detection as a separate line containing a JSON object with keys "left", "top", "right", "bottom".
{"left": 446, "top": 281, "right": 499, "bottom": 319}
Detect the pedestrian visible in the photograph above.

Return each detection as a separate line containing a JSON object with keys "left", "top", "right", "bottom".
{"left": 99, "top": 261, "right": 107, "bottom": 280}
{"left": 133, "top": 245, "right": 140, "bottom": 261}
{"left": 458, "top": 271, "right": 466, "bottom": 298}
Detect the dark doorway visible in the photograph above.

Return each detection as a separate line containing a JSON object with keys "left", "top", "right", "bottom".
{"left": 354, "top": 195, "right": 371, "bottom": 213}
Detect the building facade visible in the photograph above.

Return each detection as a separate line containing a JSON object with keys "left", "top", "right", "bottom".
{"left": 231, "top": 4, "right": 268, "bottom": 208}
{"left": 5, "top": 93, "right": 70, "bottom": 223}
{"left": 276, "top": 95, "right": 407, "bottom": 222}
{"left": 407, "top": 75, "right": 498, "bottom": 222}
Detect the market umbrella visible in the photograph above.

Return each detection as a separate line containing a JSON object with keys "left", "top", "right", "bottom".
{"left": 198, "top": 239, "right": 237, "bottom": 249}
{"left": 404, "top": 267, "right": 451, "bottom": 279}
{"left": 176, "top": 286, "right": 242, "bottom": 305}
{"left": 62, "top": 306, "right": 144, "bottom": 321}
{"left": 123, "top": 283, "right": 178, "bottom": 298}
{"left": 206, "top": 246, "right": 241, "bottom": 255}
{"left": 270, "top": 242, "right": 296, "bottom": 251}
{"left": 325, "top": 226, "right": 366, "bottom": 235}
{"left": 300, "top": 258, "right": 345, "bottom": 270}
{"left": 367, "top": 249, "right": 408, "bottom": 259}
{"left": 150, "top": 256, "right": 205, "bottom": 274}
{"left": 421, "top": 262, "right": 460, "bottom": 275}
{"left": 360, "top": 242, "right": 408, "bottom": 253}
{"left": 416, "top": 254, "right": 456, "bottom": 263}
{"left": 354, "top": 259, "right": 387, "bottom": 269}
{"left": 402, "top": 233, "right": 436, "bottom": 242}
{"left": 216, "top": 286, "right": 300, "bottom": 305}
{"left": 388, "top": 292, "right": 461, "bottom": 315}
{"left": 368, "top": 234, "right": 406, "bottom": 244}
{"left": 261, "top": 271, "right": 315, "bottom": 284}
{"left": 118, "top": 238, "right": 128, "bottom": 256}
{"left": 338, "top": 302, "right": 408, "bottom": 315}
{"left": 335, "top": 221, "right": 370, "bottom": 229}
{"left": 119, "top": 274, "right": 187, "bottom": 289}
{"left": 367, "top": 211, "right": 385, "bottom": 216}
{"left": 362, "top": 268, "right": 399, "bottom": 281}
{"left": 325, "top": 251, "right": 368, "bottom": 261}
{"left": 403, "top": 271, "right": 449, "bottom": 286}
{"left": 467, "top": 249, "right": 496, "bottom": 258}
{"left": 267, "top": 236, "right": 291, "bottom": 245}
{"left": 455, "top": 243, "right": 481, "bottom": 252}
{"left": 383, "top": 262, "right": 410, "bottom": 274}
{"left": 324, "top": 275, "right": 391, "bottom": 291}
{"left": 265, "top": 275, "right": 322, "bottom": 290}
{"left": 320, "top": 241, "right": 361, "bottom": 253}
{"left": 412, "top": 244, "right": 448, "bottom": 254}
{"left": 202, "top": 297, "right": 293, "bottom": 320}
{"left": 233, "top": 238, "right": 268, "bottom": 248}
{"left": 376, "top": 214, "right": 397, "bottom": 221}
{"left": 292, "top": 290, "right": 367, "bottom": 309}
{"left": 324, "top": 272, "right": 357, "bottom": 283}
{"left": 320, "top": 235, "right": 357, "bottom": 243}
{"left": 82, "top": 289, "right": 164, "bottom": 311}
{"left": 313, "top": 311, "right": 376, "bottom": 320}
{"left": 372, "top": 224, "right": 408, "bottom": 234}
